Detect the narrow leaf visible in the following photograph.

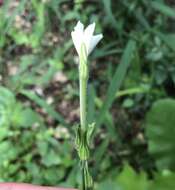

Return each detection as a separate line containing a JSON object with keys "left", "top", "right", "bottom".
{"left": 151, "top": 1, "right": 175, "bottom": 18}
{"left": 96, "top": 40, "right": 136, "bottom": 127}
{"left": 20, "top": 90, "right": 68, "bottom": 127}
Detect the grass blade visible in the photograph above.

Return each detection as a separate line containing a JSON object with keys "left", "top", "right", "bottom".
{"left": 96, "top": 40, "right": 136, "bottom": 127}
{"left": 151, "top": 1, "right": 175, "bottom": 18}
{"left": 21, "top": 90, "right": 68, "bottom": 127}
{"left": 102, "top": 0, "right": 120, "bottom": 33}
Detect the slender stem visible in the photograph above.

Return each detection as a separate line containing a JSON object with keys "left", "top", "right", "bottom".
{"left": 79, "top": 73, "right": 87, "bottom": 130}
{"left": 78, "top": 44, "right": 90, "bottom": 190}
{"left": 79, "top": 43, "right": 88, "bottom": 130}
{"left": 82, "top": 161, "right": 86, "bottom": 190}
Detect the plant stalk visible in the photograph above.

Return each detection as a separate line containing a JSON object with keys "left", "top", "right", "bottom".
{"left": 79, "top": 45, "right": 89, "bottom": 190}
{"left": 79, "top": 60, "right": 88, "bottom": 190}
{"left": 79, "top": 69, "right": 87, "bottom": 131}
{"left": 77, "top": 44, "right": 93, "bottom": 190}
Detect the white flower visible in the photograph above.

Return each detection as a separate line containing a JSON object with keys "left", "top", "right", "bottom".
{"left": 71, "top": 21, "right": 103, "bottom": 56}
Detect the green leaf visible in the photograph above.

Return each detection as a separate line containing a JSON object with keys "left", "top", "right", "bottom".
{"left": 0, "top": 86, "right": 15, "bottom": 106}
{"left": 149, "top": 171, "right": 175, "bottom": 190}
{"left": 158, "top": 33, "right": 175, "bottom": 52}
{"left": 0, "top": 87, "right": 16, "bottom": 127}
{"left": 92, "top": 139, "right": 109, "bottom": 177}
{"left": 20, "top": 90, "right": 68, "bottom": 127}
{"left": 41, "top": 150, "right": 62, "bottom": 167}
{"left": 146, "top": 98, "right": 175, "bottom": 170}
{"left": 97, "top": 164, "right": 149, "bottom": 190}
{"left": 87, "top": 122, "right": 95, "bottom": 145}
{"left": 117, "top": 165, "right": 148, "bottom": 190}
{"left": 43, "top": 167, "right": 65, "bottom": 184}
{"left": 0, "top": 142, "right": 19, "bottom": 165}
{"left": 122, "top": 98, "right": 134, "bottom": 108}
{"left": 19, "top": 108, "right": 43, "bottom": 127}
{"left": 155, "top": 66, "right": 167, "bottom": 85}
{"left": 0, "top": 127, "right": 9, "bottom": 141}
{"left": 96, "top": 40, "right": 136, "bottom": 127}
{"left": 3, "top": 0, "right": 27, "bottom": 33}
{"left": 102, "top": 0, "right": 120, "bottom": 33}
{"left": 97, "top": 179, "right": 120, "bottom": 190}
{"left": 151, "top": 1, "right": 175, "bottom": 18}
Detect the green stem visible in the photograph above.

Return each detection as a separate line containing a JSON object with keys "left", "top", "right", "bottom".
{"left": 82, "top": 161, "right": 86, "bottom": 190}
{"left": 78, "top": 44, "right": 92, "bottom": 190}
{"left": 79, "top": 72, "right": 87, "bottom": 130}
{"left": 79, "top": 43, "right": 88, "bottom": 130}
{"left": 79, "top": 56, "right": 88, "bottom": 190}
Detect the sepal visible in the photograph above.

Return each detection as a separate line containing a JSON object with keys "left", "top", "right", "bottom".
{"left": 87, "top": 123, "right": 95, "bottom": 146}
{"left": 75, "top": 126, "right": 89, "bottom": 160}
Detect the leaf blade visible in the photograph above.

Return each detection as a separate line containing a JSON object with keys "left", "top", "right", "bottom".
{"left": 96, "top": 40, "right": 136, "bottom": 127}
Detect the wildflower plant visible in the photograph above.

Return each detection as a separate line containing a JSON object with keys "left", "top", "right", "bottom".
{"left": 71, "top": 21, "right": 103, "bottom": 190}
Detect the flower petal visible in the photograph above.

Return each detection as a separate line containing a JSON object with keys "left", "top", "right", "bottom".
{"left": 88, "top": 34, "right": 103, "bottom": 55}
{"left": 71, "top": 31, "right": 82, "bottom": 55}
{"left": 84, "top": 22, "right": 95, "bottom": 54}
{"left": 74, "top": 21, "right": 84, "bottom": 32}
{"left": 71, "top": 21, "right": 85, "bottom": 55}
{"left": 84, "top": 22, "right": 95, "bottom": 36}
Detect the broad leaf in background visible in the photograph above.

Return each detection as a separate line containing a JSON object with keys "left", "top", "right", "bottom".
{"left": 97, "top": 164, "right": 175, "bottom": 190}
{"left": 146, "top": 99, "right": 175, "bottom": 170}
{"left": 97, "top": 179, "right": 120, "bottom": 190}
{"left": 0, "top": 86, "right": 43, "bottom": 128}
{"left": 97, "top": 164, "right": 149, "bottom": 190}
{"left": 149, "top": 171, "right": 175, "bottom": 190}
{"left": 117, "top": 165, "right": 148, "bottom": 190}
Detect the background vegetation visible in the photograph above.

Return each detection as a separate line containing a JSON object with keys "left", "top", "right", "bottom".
{"left": 0, "top": 0, "right": 175, "bottom": 189}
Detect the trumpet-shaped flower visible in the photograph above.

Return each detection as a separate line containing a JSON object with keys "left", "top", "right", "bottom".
{"left": 71, "top": 21, "right": 103, "bottom": 57}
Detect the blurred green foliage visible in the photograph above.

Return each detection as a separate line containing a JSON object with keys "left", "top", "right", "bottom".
{"left": 146, "top": 98, "right": 175, "bottom": 171}
{"left": 0, "top": 0, "right": 175, "bottom": 189}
